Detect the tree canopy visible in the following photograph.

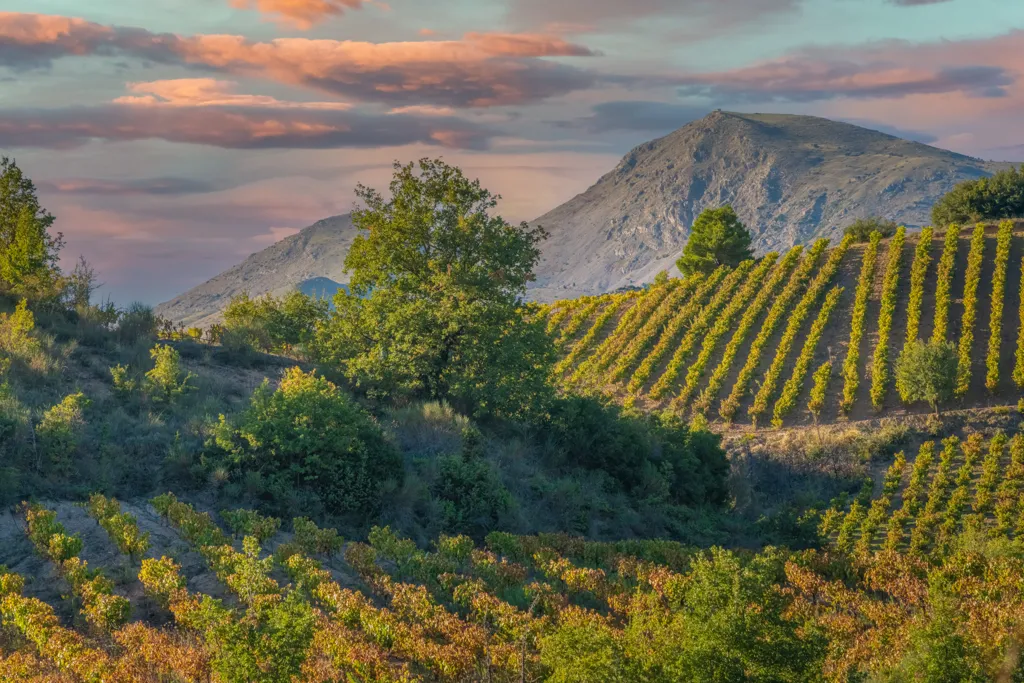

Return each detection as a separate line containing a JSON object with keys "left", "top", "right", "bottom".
{"left": 0, "top": 157, "right": 64, "bottom": 296}
{"left": 932, "top": 166, "right": 1024, "bottom": 227}
{"left": 677, "top": 206, "right": 754, "bottom": 277}
{"left": 315, "top": 158, "right": 555, "bottom": 419}
{"left": 895, "top": 339, "right": 958, "bottom": 414}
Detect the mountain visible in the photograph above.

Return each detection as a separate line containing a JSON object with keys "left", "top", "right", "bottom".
{"left": 155, "top": 215, "right": 356, "bottom": 327}
{"left": 157, "top": 112, "right": 1016, "bottom": 322}
{"left": 528, "top": 111, "right": 1013, "bottom": 301}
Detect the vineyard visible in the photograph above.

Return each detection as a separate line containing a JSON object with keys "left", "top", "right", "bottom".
{"left": 5, "top": 488, "right": 1024, "bottom": 681}
{"left": 548, "top": 221, "right": 1024, "bottom": 427}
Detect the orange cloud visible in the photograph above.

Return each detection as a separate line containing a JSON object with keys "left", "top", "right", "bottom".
{"left": 229, "top": 0, "right": 366, "bottom": 28}
{"left": 113, "top": 78, "right": 351, "bottom": 109}
{"left": 0, "top": 13, "right": 597, "bottom": 107}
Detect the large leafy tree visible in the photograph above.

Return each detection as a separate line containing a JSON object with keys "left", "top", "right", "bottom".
{"left": 895, "top": 339, "right": 958, "bottom": 414}
{"left": 0, "top": 157, "right": 64, "bottom": 295}
{"left": 677, "top": 206, "right": 754, "bottom": 277}
{"left": 932, "top": 166, "right": 1024, "bottom": 227}
{"left": 316, "top": 158, "right": 555, "bottom": 419}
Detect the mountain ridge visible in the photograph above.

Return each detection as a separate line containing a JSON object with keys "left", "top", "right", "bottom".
{"left": 156, "top": 111, "right": 1017, "bottom": 323}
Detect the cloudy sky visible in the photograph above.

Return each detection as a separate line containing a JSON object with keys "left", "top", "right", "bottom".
{"left": 2, "top": 0, "right": 1023, "bottom": 304}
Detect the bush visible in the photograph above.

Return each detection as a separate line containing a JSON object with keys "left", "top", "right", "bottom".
{"left": 144, "top": 344, "right": 194, "bottom": 401}
{"left": 896, "top": 339, "right": 958, "bottom": 414}
{"left": 211, "top": 367, "right": 403, "bottom": 516}
{"left": 932, "top": 166, "right": 1024, "bottom": 226}
{"left": 843, "top": 216, "right": 899, "bottom": 242}
{"left": 545, "top": 395, "right": 729, "bottom": 507}
{"left": 36, "top": 392, "right": 89, "bottom": 474}
{"left": 223, "top": 290, "right": 328, "bottom": 357}
{"left": 116, "top": 302, "right": 157, "bottom": 344}
{"left": 432, "top": 427, "right": 513, "bottom": 537}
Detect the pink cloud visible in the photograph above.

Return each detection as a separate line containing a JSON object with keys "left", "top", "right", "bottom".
{"left": 0, "top": 13, "right": 597, "bottom": 107}
{"left": 228, "top": 0, "right": 366, "bottom": 28}
{"left": 113, "top": 78, "right": 351, "bottom": 109}
{"left": 0, "top": 104, "right": 493, "bottom": 150}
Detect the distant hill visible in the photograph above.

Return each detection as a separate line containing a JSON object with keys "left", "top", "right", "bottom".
{"left": 155, "top": 215, "right": 356, "bottom": 327}
{"left": 529, "top": 111, "right": 1014, "bottom": 301}
{"left": 158, "top": 112, "right": 1017, "bottom": 322}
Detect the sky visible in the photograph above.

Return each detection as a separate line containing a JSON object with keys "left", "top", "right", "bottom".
{"left": 2, "top": 0, "right": 1023, "bottom": 305}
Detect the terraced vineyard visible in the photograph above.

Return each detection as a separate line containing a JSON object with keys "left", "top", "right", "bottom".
{"left": 548, "top": 221, "right": 1024, "bottom": 427}
{"left": 819, "top": 431, "right": 1024, "bottom": 557}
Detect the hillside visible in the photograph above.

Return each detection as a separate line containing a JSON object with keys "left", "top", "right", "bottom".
{"left": 530, "top": 111, "right": 1013, "bottom": 301}
{"left": 549, "top": 221, "right": 1024, "bottom": 427}
{"left": 154, "top": 215, "right": 356, "bottom": 327}
{"left": 157, "top": 112, "right": 1016, "bottom": 323}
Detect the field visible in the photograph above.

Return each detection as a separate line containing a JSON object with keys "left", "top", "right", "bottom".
{"left": 547, "top": 221, "right": 1024, "bottom": 427}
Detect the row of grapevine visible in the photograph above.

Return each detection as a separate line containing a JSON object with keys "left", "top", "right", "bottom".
{"left": 569, "top": 279, "right": 683, "bottom": 383}
{"left": 719, "top": 239, "right": 829, "bottom": 421}
{"left": 553, "top": 293, "right": 631, "bottom": 375}
{"left": 644, "top": 260, "right": 755, "bottom": 398}
{"left": 556, "top": 296, "right": 603, "bottom": 347}
{"left": 749, "top": 234, "right": 853, "bottom": 423}
{"left": 931, "top": 226, "right": 960, "bottom": 342}
{"left": 1015, "top": 253, "right": 1024, "bottom": 388}
{"left": 87, "top": 493, "right": 151, "bottom": 561}
{"left": 955, "top": 224, "right": 987, "bottom": 397}
{"left": 770, "top": 285, "right": 845, "bottom": 426}
{"left": 609, "top": 268, "right": 726, "bottom": 384}
{"left": 666, "top": 253, "right": 782, "bottom": 406}
{"left": 869, "top": 227, "right": 906, "bottom": 409}
{"left": 985, "top": 220, "right": 1014, "bottom": 390}
{"left": 691, "top": 246, "right": 805, "bottom": 415}
{"left": 903, "top": 227, "right": 934, "bottom": 345}
{"left": 854, "top": 452, "right": 907, "bottom": 555}
{"left": 20, "top": 502, "right": 132, "bottom": 631}
{"left": 840, "top": 232, "right": 881, "bottom": 413}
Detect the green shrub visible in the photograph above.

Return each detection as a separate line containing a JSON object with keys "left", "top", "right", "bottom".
{"left": 291, "top": 517, "right": 343, "bottom": 557}
{"left": 36, "top": 391, "right": 89, "bottom": 474}
{"left": 896, "top": 339, "right": 958, "bottom": 414}
{"left": 116, "top": 302, "right": 157, "bottom": 344}
{"left": 432, "top": 427, "right": 513, "bottom": 537}
{"left": 546, "top": 395, "right": 729, "bottom": 507}
{"left": 932, "top": 166, "right": 1024, "bottom": 226}
{"left": 223, "top": 290, "right": 328, "bottom": 357}
{"left": 109, "top": 363, "right": 136, "bottom": 396}
{"left": 211, "top": 367, "right": 403, "bottom": 515}
{"left": 843, "top": 216, "right": 899, "bottom": 241}
{"left": 221, "top": 509, "right": 281, "bottom": 544}
{"left": 144, "top": 344, "right": 194, "bottom": 401}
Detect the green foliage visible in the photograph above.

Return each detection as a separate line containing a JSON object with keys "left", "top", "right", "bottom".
{"left": 903, "top": 227, "right": 933, "bottom": 345}
{"left": 221, "top": 508, "right": 281, "bottom": 544}
{"left": 676, "top": 206, "right": 754, "bottom": 277}
{"left": 0, "top": 298, "right": 41, "bottom": 361}
{"left": 840, "top": 232, "right": 881, "bottom": 413}
{"left": 116, "top": 302, "right": 157, "bottom": 344}
{"left": 932, "top": 166, "right": 1024, "bottom": 226}
{"left": 547, "top": 395, "right": 729, "bottom": 506}
{"left": 314, "top": 158, "right": 554, "bottom": 420}
{"left": 843, "top": 216, "right": 899, "bottom": 241}
{"left": 144, "top": 344, "right": 194, "bottom": 402}
{"left": 808, "top": 360, "right": 833, "bottom": 421}
{"left": 222, "top": 290, "right": 328, "bottom": 357}
{"left": 985, "top": 220, "right": 1013, "bottom": 391}
{"left": 870, "top": 227, "right": 906, "bottom": 409}
{"left": 541, "top": 607, "right": 630, "bottom": 682}
{"left": 433, "top": 427, "right": 513, "bottom": 537}
{"left": 291, "top": 517, "right": 343, "bottom": 556}
{"left": 956, "top": 225, "right": 986, "bottom": 396}
{"left": 211, "top": 367, "right": 402, "bottom": 515}
{"left": 36, "top": 392, "right": 89, "bottom": 474}
{"left": 896, "top": 339, "right": 958, "bottom": 414}
{"left": 0, "top": 157, "right": 64, "bottom": 297}
{"left": 931, "top": 226, "right": 960, "bottom": 342}
{"left": 109, "top": 363, "right": 137, "bottom": 396}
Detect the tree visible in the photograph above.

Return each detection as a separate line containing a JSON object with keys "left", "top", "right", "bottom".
{"left": 677, "top": 206, "right": 754, "bottom": 277}
{"left": 843, "top": 217, "right": 898, "bottom": 242}
{"left": 0, "top": 157, "right": 64, "bottom": 296}
{"left": 210, "top": 367, "right": 403, "bottom": 516}
{"left": 895, "top": 339, "right": 958, "bottom": 414}
{"left": 223, "top": 290, "right": 328, "bottom": 357}
{"left": 315, "top": 159, "right": 555, "bottom": 419}
{"left": 932, "top": 166, "right": 1024, "bottom": 227}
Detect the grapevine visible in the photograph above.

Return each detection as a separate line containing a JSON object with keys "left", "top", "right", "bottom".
{"left": 985, "top": 220, "right": 1013, "bottom": 391}
{"left": 955, "top": 224, "right": 986, "bottom": 397}
{"left": 553, "top": 293, "right": 632, "bottom": 375}
{"left": 931, "top": 225, "right": 960, "bottom": 342}
{"left": 903, "top": 227, "right": 933, "bottom": 345}
{"left": 840, "top": 232, "right": 881, "bottom": 413}
{"left": 869, "top": 227, "right": 905, "bottom": 409}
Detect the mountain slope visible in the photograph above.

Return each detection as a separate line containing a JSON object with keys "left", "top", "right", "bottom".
{"left": 529, "top": 111, "right": 1012, "bottom": 301}
{"left": 155, "top": 215, "right": 356, "bottom": 327}
{"left": 158, "top": 112, "right": 1016, "bottom": 322}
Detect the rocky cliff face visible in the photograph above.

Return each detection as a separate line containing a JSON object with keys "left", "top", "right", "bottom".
{"left": 528, "top": 111, "right": 1010, "bottom": 301}
{"left": 158, "top": 111, "right": 1015, "bottom": 322}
